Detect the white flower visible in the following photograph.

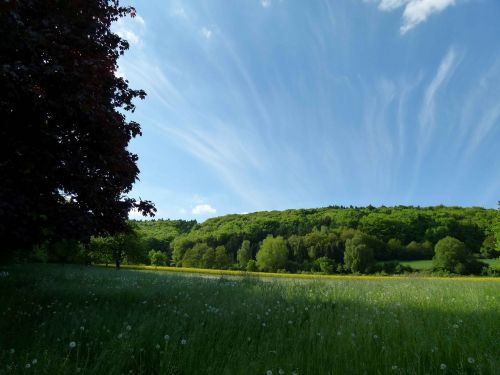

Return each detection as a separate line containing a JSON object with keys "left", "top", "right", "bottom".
{"left": 467, "top": 357, "right": 475, "bottom": 364}
{"left": 9, "top": 348, "right": 15, "bottom": 354}
{"left": 155, "top": 344, "right": 160, "bottom": 350}
{"left": 25, "top": 363, "right": 31, "bottom": 369}
{"left": 32, "top": 359, "right": 37, "bottom": 365}
{"left": 288, "top": 320, "right": 293, "bottom": 324}
{"left": 69, "top": 341, "right": 76, "bottom": 348}
{"left": 117, "top": 333, "right": 123, "bottom": 339}
{"left": 164, "top": 334, "right": 170, "bottom": 341}
{"left": 440, "top": 363, "right": 447, "bottom": 370}
{"left": 80, "top": 326, "right": 84, "bottom": 331}
{"left": 180, "top": 339, "right": 187, "bottom": 345}
{"left": 278, "top": 370, "right": 284, "bottom": 374}
{"left": 126, "top": 325, "right": 132, "bottom": 331}
{"left": 391, "top": 365, "right": 398, "bottom": 370}
{"left": 373, "top": 334, "right": 379, "bottom": 339}
{"left": 452, "top": 324, "right": 459, "bottom": 329}
{"left": 266, "top": 371, "right": 272, "bottom": 375}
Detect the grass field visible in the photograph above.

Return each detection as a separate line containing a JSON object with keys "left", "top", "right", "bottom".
{"left": 1, "top": 265, "right": 499, "bottom": 374}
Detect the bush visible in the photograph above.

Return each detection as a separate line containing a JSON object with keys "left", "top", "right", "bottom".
{"left": 148, "top": 250, "right": 167, "bottom": 267}
{"left": 246, "top": 259, "right": 258, "bottom": 272}
{"left": 315, "top": 256, "right": 335, "bottom": 274}
{"left": 433, "top": 236, "right": 473, "bottom": 274}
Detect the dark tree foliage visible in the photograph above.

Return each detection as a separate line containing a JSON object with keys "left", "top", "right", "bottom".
{"left": 0, "top": 0, "right": 155, "bottom": 255}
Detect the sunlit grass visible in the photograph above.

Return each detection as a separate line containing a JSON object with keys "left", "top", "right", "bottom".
{"left": 108, "top": 263, "right": 500, "bottom": 282}
{"left": 0, "top": 264, "right": 499, "bottom": 374}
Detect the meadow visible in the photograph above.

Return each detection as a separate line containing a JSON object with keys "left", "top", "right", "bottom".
{"left": 0, "top": 265, "right": 499, "bottom": 375}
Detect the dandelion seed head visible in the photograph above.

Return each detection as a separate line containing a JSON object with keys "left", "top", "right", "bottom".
{"left": 164, "top": 334, "right": 170, "bottom": 341}
{"left": 467, "top": 357, "right": 475, "bottom": 364}
{"left": 440, "top": 363, "right": 447, "bottom": 370}
{"left": 181, "top": 339, "right": 187, "bottom": 345}
{"left": 126, "top": 325, "right": 132, "bottom": 331}
{"left": 266, "top": 371, "right": 272, "bottom": 375}
{"left": 32, "top": 359, "right": 37, "bottom": 365}
{"left": 69, "top": 341, "right": 76, "bottom": 348}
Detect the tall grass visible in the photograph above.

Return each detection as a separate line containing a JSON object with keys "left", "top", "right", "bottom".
{"left": 0, "top": 265, "right": 498, "bottom": 374}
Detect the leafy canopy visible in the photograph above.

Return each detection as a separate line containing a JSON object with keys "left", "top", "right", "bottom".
{"left": 0, "top": 0, "right": 155, "bottom": 255}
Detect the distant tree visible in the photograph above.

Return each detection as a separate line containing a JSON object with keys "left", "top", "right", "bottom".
{"left": 287, "top": 235, "right": 306, "bottom": 263}
{"left": 433, "top": 236, "right": 469, "bottom": 273}
{"left": 256, "top": 235, "right": 288, "bottom": 272}
{"left": 200, "top": 247, "right": 216, "bottom": 269}
{"left": 480, "top": 235, "right": 499, "bottom": 258}
{"left": 344, "top": 234, "right": 375, "bottom": 273}
{"left": 0, "top": 0, "right": 156, "bottom": 258}
{"left": 182, "top": 243, "right": 211, "bottom": 268}
{"left": 237, "top": 240, "right": 252, "bottom": 269}
{"left": 214, "top": 245, "right": 231, "bottom": 269}
{"left": 387, "top": 238, "right": 404, "bottom": 259}
{"left": 88, "top": 228, "right": 142, "bottom": 269}
{"left": 148, "top": 250, "right": 167, "bottom": 267}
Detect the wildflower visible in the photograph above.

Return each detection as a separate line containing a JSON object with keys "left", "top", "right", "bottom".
{"left": 391, "top": 365, "right": 398, "bottom": 370}
{"left": 9, "top": 348, "right": 15, "bottom": 354}
{"left": 32, "top": 359, "right": 37, "bottom": 365}
{"left": 373, "top": 334, "right": 379, "bottom": 340}
{"left": 126, "top": 325, "right": 132, "bottom": 331}
{"left": 440, "top": 363, "right": 447, "bottom": 370}
{"left": 452, "top": 324, "right": 459, "bottom": 329}
{"left": 266, "top": 371, "right": 272, "bottom": 375}
{"left": 467, "top": 357, "right": 475, "bottom": 364}
{"left": 164, "top": 334, "right": 170, "bottom": 341}
{"left": 69, "top": 341, "right": 76, "bottom": 348}
{"left": 288, "top": 320, "right": 293, "bottom": 325}
{"left": 262, "top": 322, "right": 266, "bottom": 327}
{"left": 80, "top": 326, "right": 85, "bottom": 331}
{"left": 278, "top": 370, "right": 284, "bottom": 374}
{"left": 155, "top": 344, "right": 160, "bottom": 350}
{"left": 25, "top": 363, "right": 31, "bottom": 369}
{"left": 181, "top": 339, "right": 187, "bottom": 345}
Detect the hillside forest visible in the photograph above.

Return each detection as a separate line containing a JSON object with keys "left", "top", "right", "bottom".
{"left": 30, "top": 205, "right": 500, "bottom": 275}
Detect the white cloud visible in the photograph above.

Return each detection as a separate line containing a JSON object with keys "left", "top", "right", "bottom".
{"left": 201, "top": 27, "right": 213, "bottom": 40}
{"left": 113, "top": 13, "right": 146, "bottom": 45}
{"left": 261, "top": 0, "right": 272, "bottom": 8}
{"left": 134, "top": 15, "right": 146, "bottom": 25}
{"left": 371, "top": 0, "right": 457, "bottom": 34}
{"left": 192, "top": 204, "right": 217, "bottom": 215}
{"left": 116, "top": 29, "right": 140, "bottom": 45}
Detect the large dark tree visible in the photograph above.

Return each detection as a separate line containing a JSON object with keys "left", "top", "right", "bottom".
{"left": 0, "top": 0, "right": 155, "bottom": 255}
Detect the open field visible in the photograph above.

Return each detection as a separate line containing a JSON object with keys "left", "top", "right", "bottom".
{"left": 1, "top": 265, "right": 499, "bottom": 375}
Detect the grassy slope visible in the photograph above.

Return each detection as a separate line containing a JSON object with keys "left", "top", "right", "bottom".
{"left": 0, "top": 265, "right": 499, "bottom": 375}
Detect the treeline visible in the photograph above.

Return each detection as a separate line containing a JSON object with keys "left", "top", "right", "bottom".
{"left": 31, "top": 205, "right": 500, "bottom": 275}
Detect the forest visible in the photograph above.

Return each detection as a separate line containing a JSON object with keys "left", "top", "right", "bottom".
{"left": 32, "top": 205, "right": 500, "bottom": 276}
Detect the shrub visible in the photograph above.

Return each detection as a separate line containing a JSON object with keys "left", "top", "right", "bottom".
{"left": 148, "top": 250, "right": 167, "bottom": 267}
{"left": 433, "top": 236, "right": 470, "bottom": 274}
{"left": 246, "top": 259, "right": 258, "bottom": 272}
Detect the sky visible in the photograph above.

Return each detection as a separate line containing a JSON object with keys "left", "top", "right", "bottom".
{"left": 114, "top": 0, "right": 500, "bottom": 221}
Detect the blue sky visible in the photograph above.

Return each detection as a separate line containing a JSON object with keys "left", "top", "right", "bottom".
{"left": 114, "top": 0, "right": 500, "bottom": 220}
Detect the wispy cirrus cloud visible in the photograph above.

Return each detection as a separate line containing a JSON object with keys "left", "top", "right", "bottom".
{"left": 367, "top": 0, "right": 457, "bottom": 34}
